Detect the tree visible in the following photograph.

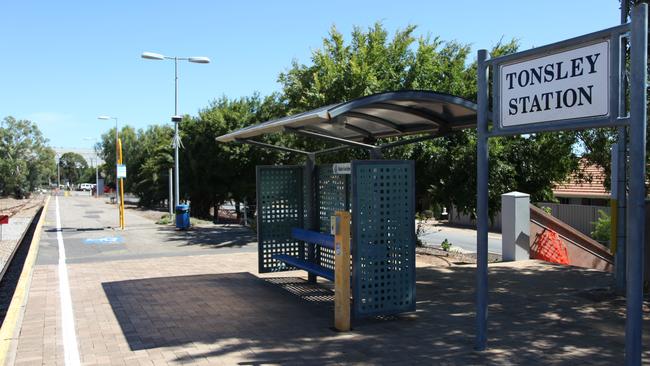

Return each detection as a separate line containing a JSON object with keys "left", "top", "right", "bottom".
{"left": 130, "top": 125, "right": 174, "bottom": 207}
{"left": 180, "top": 94, "right": 285, "bottom": 218}
{"left": 278, "top": 23, "right": 579, "bottom": 218}
{"left": 58, "top": 152, "right": 88, "bottom": 186}
{"left": 0, "top": 116, "right": 55, "bottom": 197}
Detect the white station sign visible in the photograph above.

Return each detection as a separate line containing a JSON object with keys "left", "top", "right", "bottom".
{"left": 499, "top": 40, "right": 609, "bottom": 127}
{"left": 117, "top": 164, "right": 127, "bottom": 178}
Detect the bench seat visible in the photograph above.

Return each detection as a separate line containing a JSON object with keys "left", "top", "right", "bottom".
{"left": 272, "top": 254, "right": 334, "bottom": 281}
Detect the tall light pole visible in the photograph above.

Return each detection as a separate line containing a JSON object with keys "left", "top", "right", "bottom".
{"left": 141, "top": 51, "right": 210, "bottom": 210}
{"left": 97, "top": 116, "right": 119, "bottom": 205}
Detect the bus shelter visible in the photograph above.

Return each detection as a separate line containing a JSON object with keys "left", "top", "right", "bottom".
{"left": 217, "top": 90, "right": 478, "bottom": 320}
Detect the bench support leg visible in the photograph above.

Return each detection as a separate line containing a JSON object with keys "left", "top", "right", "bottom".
{"left": 333, "top": 211, "right": 351, "bottom": 331}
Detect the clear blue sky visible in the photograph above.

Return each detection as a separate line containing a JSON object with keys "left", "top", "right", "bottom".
{"left": 1, "top": 0, "right": 621, "bottom": 150}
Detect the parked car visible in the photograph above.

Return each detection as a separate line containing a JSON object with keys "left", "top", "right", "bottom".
{"left": 80, "top": 183, "right": 94, "bottom": 191}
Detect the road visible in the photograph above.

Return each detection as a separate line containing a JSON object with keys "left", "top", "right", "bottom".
{"left": 419, "top": 223, "right": 502, "bottom": 254}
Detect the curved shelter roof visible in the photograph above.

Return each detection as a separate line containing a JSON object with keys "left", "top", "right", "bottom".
{"left": 216, "top": 90, "right": 477, "bottom": 154}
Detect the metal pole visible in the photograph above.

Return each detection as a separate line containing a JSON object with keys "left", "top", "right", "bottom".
{"left": 169, "top": 168, "right": 173, "bottom": 216}
{"left": 95, "top": 160, "right": 99, "bottom": 198}
{"left": 173, "top": 58, "right": 180, "bottom": 209}
{"left": 114, "top": 118, "right": 119, "bottom": 206}
{"left": 305, "top": 153, "right": 317, "bottom": 283}
{"left": 243, "top": 200, "right": 248, "bottom": 227}
{"left": 615, "top": 0, "right": 629, "bottom": 293}
{"left": 57, "top": 155, "right": 60, "bottom": 188}
{"left": 625, "top": 4, "right": 647, "bottom": 365}
{"left": 475, "top": 48, "right": 489, "bottom": 351}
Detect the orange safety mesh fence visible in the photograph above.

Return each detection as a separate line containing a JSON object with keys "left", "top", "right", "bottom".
{"left": 531, "top": 229, "right": 570, "bottom": 265}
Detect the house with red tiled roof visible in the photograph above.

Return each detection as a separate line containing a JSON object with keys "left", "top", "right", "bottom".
{"left": 553, "top": 160, "right": 610, "bottom": 206}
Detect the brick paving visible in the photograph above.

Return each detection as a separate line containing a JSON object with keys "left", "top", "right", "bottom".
{"left": 10, "top": 196, "right": 650, "bottom": 365}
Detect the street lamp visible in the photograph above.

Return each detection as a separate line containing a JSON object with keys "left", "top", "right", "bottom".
{"left": 141, "top": 51, "right": 210, "bottom": 211}
{"left": 97, "top": 116, "right": 119, "bottom": 205}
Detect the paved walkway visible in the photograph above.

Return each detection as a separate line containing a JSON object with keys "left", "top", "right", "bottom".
{"left": 11, "top": 196, "right": 650, "bottom": 365}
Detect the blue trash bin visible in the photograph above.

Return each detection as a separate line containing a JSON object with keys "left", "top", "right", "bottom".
{"left": 175, "top": 204, "right": 190, "bottom": 230}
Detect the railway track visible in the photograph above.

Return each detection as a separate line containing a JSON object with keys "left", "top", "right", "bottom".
{"left": 0, "top": 196, "right": 45, "bottom": 218}
{"left": 0, "top": 206, "right": 41, "bottom": 325}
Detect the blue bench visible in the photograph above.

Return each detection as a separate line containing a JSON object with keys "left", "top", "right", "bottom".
{"left": 272, "top": 228, "right": 335, "bottom": 281}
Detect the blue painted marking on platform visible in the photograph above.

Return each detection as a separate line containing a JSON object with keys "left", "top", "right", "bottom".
{"left": 83, "top": 236, "right": 124, "bottom": 245}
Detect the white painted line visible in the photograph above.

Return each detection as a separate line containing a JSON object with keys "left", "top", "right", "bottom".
{"left": 55, "top": 197, "right": 81, "bottom": 366}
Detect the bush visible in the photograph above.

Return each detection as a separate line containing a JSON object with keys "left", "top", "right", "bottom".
{"left": 440, "top": 238, "right": 452, "bottom": 251}
{"left": 590, "top": 209, "right": 611, "bottom": 244}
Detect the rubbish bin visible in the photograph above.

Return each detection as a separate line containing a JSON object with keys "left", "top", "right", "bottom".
{"left": 175, "top": 204, "right": 190, "bottom": 230}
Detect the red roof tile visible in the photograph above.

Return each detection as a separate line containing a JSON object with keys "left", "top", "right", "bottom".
{"left": 553, "top": 160, "right": 610, "bottom": 198}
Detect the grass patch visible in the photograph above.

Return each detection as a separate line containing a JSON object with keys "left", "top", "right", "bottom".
{"left": 156, "top": 214, "right": 172, "bottom": 225}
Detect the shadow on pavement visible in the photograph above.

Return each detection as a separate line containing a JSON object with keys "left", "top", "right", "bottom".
{"left": 101, "top": 264, "right": 650, "bottom": 365}
{"left": 159, "top": 225, "right": 256, "bottom": 249}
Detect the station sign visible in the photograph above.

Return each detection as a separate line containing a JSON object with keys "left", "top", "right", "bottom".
{"left": 117, "top": 164, "right": 127, "bottom": 178}
{"left": 496, "top": 40, "right": 610, "bottom": 129}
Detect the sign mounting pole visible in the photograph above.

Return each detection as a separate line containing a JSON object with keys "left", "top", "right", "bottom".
{"left": 475, "top": 48, "right": 489, "bottom": 351}
{"left": 625, "top": 4, "right": 647, "bottom": 365}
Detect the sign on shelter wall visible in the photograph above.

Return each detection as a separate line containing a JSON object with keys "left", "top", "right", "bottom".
{"left": 499, "top": 41, "right": 609, "bottom": 127}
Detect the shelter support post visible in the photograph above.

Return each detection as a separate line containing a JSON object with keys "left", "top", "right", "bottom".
{"left": 625, "top": 4, "right": 647, "bottom": 366}
{"left": 305, "top": 153, "right": 318, "bottom": 283}
{"left": 475, "top": 49, "right": 489, "bottom": 351}
{"left": 333, "top": 211, "right": 351, "bottom": 331}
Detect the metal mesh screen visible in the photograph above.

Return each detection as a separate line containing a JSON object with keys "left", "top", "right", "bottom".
{"left": 256, "top": 166, "right": 304, "bottom": 273}
{"left": 316, "top": 165, "right": 349, "bottom": 270}
{"left": 352, "top": 160, "right": 416, "bottom": 318}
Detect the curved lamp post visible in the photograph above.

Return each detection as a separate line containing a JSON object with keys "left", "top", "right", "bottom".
{"left": 141, "top": 51, "right": 210, "bottom": 210}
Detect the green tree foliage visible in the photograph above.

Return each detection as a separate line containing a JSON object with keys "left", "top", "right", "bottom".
{"left": 98, "top": 125, "right": 175, "bottom": 207}
{"left": 94, "top": 22, "right": 586, "bottom": 219}
{"left": 0, "top": 116, "right": 55, "bottom": 197}
{"left": 180, "top": 95, "right": 285, "bottom": 217}
{"left": 278, "top": 24, "right": 579, "bottom": 218}
{"left": 58, "top": 152, "right": 88, "bottom": 186}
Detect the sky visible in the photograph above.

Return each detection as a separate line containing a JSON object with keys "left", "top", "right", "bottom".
{"left": 1, "top": 0, "right": 622, "bottom": 150}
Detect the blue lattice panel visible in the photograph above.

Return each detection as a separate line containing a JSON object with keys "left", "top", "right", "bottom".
{"left": 352, "top": 160, "right": 416, "bottom": 318}
{"left": 316, "top": 164, "right": 350, "bottom": 271}
{"left": 256, "top": 166, "right": 304, "bottom": 273}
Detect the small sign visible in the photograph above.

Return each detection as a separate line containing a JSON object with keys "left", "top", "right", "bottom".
{"left": 117, "top": 164, "right": 127, "bottom": 178}
{"left": 0, "top": 215, "right": 8, "bottom": 225}
{"left": 333, "top": 163, "right": 351, "bottom": 175}
{"left": 498, "top": 40, "right": 609, "bottom": 128}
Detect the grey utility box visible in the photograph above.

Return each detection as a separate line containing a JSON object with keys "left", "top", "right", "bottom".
{"left": 501, "top": 192, "right": 530, "bottom": 261}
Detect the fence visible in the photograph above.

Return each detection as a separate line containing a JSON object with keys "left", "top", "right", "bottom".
{"left": 536, "top": 202, "right": 609, "bottom": 237}
{"left": 448, "top": 206, "right": 502, "bottom": 231}
{"left": 448, "top": 202, "right": 609, "bottom": 237}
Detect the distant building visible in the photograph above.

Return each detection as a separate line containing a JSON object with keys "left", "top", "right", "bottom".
{"left": 53, "top": 147, "right": 104, "bottom": 167}
{"left": 553, "top": 160, "right": 609, "bottom": 206}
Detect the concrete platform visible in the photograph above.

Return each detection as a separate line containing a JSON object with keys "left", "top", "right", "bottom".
{"left": 11, "top": 196, "right": 650, "bottom": 365}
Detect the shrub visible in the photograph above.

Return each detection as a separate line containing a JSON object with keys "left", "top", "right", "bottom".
{"left": 590, "top": 209, "right": 611, "bottom": 244}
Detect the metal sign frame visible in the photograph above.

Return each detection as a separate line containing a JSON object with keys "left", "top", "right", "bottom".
{"left": 491, "top": 23, "right": 630, "bottom": 135}
{"left": 475, "top": 5, "right": 647, "bottom": 365}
